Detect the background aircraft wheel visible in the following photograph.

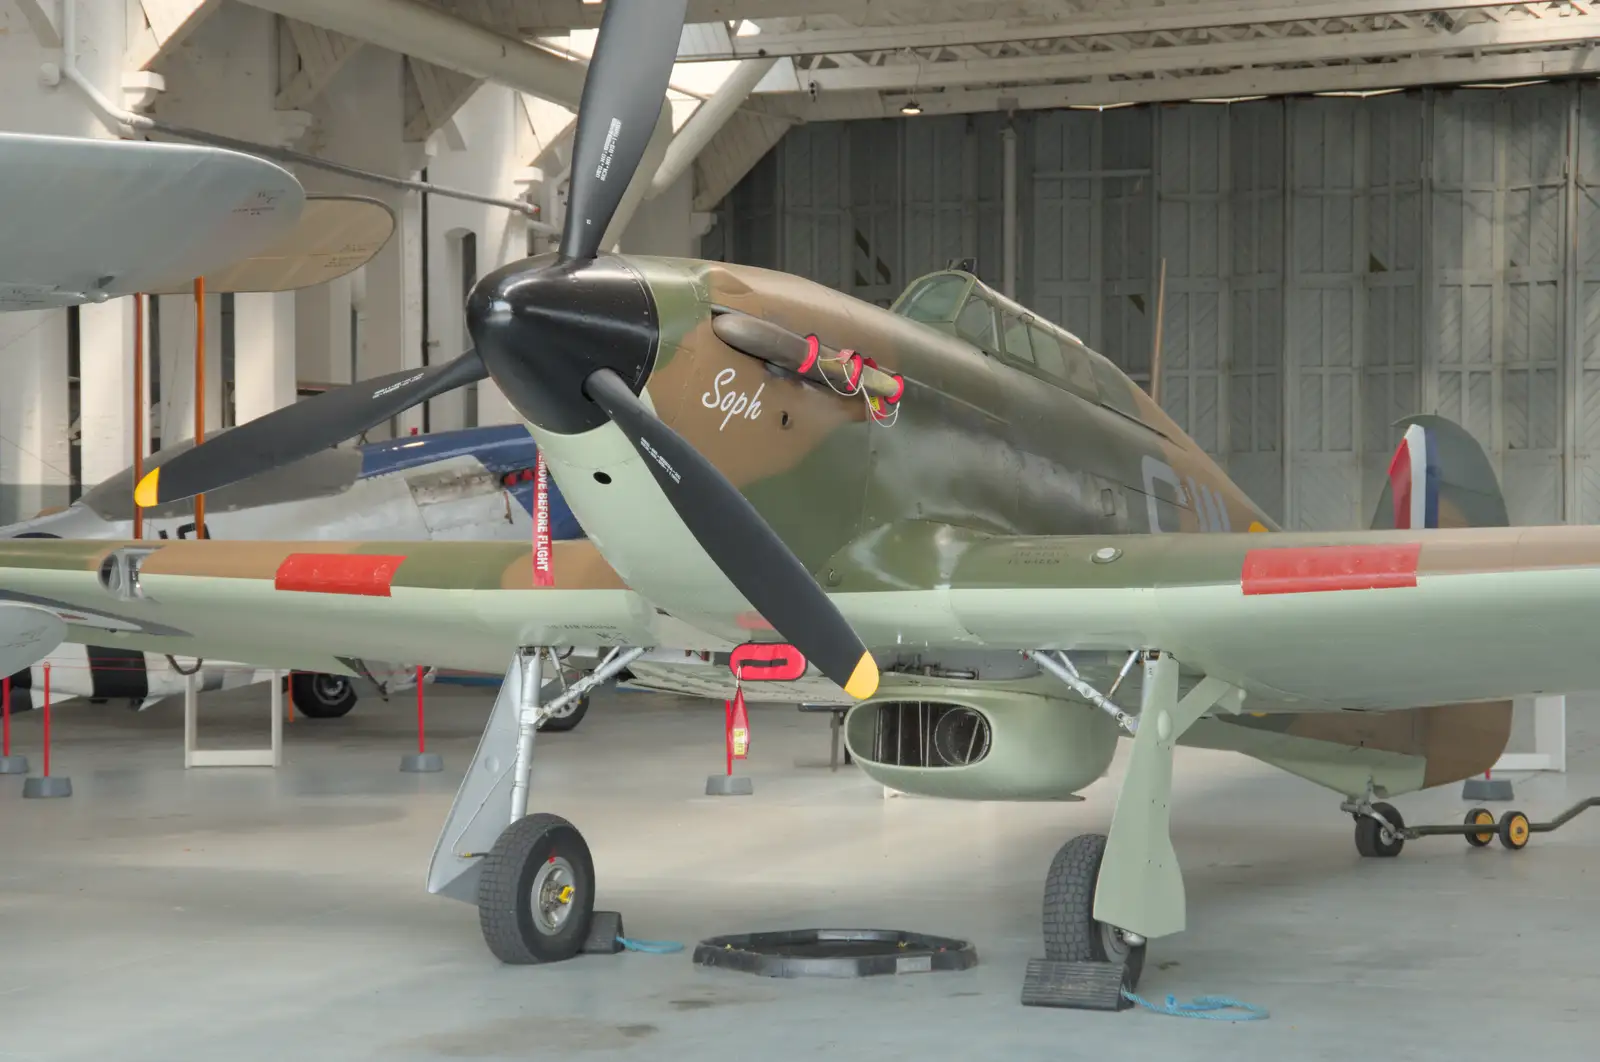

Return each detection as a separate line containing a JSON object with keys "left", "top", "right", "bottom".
{"left": 1043, "top": 833, "right": 1146, "bottom": 990}
{"left": 288, "top": 672, "right": 358, "bottom": 719}
{"left": 1354, "top": 801, "right": 1405, "bottom": 858}
{"left": 477, "top": 812, "right": 596, "bottom": 965}
{"left": 1464, "top": 807, "right": 1496, "bottom": 848}
{"left": 1498, "top": 810, "right": 1531, "bottom": 851}
{"left": 536, "top": 684, "right": 591, "bottom": 733}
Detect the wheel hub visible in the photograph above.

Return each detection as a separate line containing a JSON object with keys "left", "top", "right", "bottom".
{"left": 530, "top": 856, "right": 577, "bottom": 934}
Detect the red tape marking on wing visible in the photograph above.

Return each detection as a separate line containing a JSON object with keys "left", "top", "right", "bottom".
{"left": 1241, "top": 544, "right": 1421, "bottom": 596}
{"left": 275, "top": 553, "right": 407, "bottom": 597}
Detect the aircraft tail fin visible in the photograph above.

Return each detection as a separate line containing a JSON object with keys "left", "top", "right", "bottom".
{"left": 1370, "top": 415, "right": 1509, "bottom": 530}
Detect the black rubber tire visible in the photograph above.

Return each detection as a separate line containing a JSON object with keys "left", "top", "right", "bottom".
{"left": 1042, "top": 833, "right": 1147, "bottom": 989}
{"left": 1464, "top": 807, "right": 1496, "bottom": 848}
{"left": 1498, "top": 810, "right": 1531, "bottom": 851}
{"left": 1355, "top": 801, "right": 1405, "bottom": 858}
{"left": 537, "top": 688, "right": 591, "bottom": 733}
{"left": 477, "top": 812, "right": 596, "bottom": 965}
{"left": 289, "top": 672, "right": 358, "bottom": 719}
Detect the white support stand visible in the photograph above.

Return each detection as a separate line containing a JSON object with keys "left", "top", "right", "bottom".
{"left": 184, "top": 668, "right": 284, "bottom": 768}
{"left": 1493, "top": 694, "right": 1566, "bottom": 773}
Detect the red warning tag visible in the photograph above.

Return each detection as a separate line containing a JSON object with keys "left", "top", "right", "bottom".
{"left": 532, "top": 452, "right": 554, "bottom": 588}
{"left": 729, "top": 686, "right": 750, "bottom": 760}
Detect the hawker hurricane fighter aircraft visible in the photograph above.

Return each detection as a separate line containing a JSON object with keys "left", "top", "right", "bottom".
{"left": 0, "top": 0, "right": 1583, "bottom": 987}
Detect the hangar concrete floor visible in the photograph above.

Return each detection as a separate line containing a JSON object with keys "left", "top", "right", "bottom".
{"left": 1, "top": 684, "right": 1597, "bottom": 1061}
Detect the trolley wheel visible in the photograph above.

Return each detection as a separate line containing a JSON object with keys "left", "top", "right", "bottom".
{"left": 1042, "top": 833, "right": 1147, "bottom": 991}
{"left": 1497, "top": 810, "right": 1531, "bottom": 851}
{"left": 477, "top": 812, "right": 596, "bottom": 964}
{"left": 1464, "top": 807, "right": 1496, "bottom": 848}
{"left": 1354, "top": 801, "right": 1405, "bottom": 858}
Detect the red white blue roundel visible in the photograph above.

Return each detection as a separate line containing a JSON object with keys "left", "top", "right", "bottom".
{"left": 1387, "top": 422, "right": 1440, "bottom": 530}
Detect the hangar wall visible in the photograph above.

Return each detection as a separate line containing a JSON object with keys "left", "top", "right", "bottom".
{"left": 709, "top": 82, "right": 1600, "bottom": 532}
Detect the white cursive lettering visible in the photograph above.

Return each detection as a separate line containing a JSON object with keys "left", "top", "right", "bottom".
{"left": 700, "top": 367, "right": 766, "bottom": 432}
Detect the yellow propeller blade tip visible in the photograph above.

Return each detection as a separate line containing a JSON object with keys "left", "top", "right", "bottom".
{"left": 133, "top": 468, "right": 160, "bottom": 509}
{"left": 843, "top": 652, "right": 879, "bottom": 700}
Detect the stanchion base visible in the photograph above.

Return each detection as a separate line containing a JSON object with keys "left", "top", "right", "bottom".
{"left": 706, "top": 775, "right": 753, "bottom": 796}
{"left": 400, "top": 752, "right": 444, "bottom": 773}
{"left": 1462, "top": 777, "right": 1514, "bottom": 802}
{"left": 0, "top": 755, "right": 29, "bottom": 775}
{"left": 22, "top": 775, "right": 71, "bottom": 799}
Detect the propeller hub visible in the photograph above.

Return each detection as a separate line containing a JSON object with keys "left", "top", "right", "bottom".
{"left": 468, "top": 253, "right": 660, "bottom": 435}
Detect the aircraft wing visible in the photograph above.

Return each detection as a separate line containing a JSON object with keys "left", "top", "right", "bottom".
{"left": 0, "top": 133, "right": 303, "bottom": 310}
{"left": 0, "top": 539, "right": 659, "bottom": 677}
{"left": 0, "top": 526, "right": 1596, "bottom": 713}
{"left": 932, "top": 524, "right": 1600, "bottom": 712}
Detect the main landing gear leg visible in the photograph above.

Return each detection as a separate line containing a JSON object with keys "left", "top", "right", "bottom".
{"left": 424, "top": 646, "right": 647, "bottom": 964}
{"left": 1041, "top": 652, "right": 1240, "bottom": 994}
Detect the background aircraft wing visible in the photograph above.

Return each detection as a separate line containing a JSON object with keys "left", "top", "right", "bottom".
{"left": 0, "top": 539, "right": 657, "bottom": 676}
{"left": 142, "top": 195, "right": 395, "bottom": 296}
{"left": 0, "top": 133, "right": 304, "bottom": 311}
{"left": 935, "top": 525, "right": 1600, "bottom": 712}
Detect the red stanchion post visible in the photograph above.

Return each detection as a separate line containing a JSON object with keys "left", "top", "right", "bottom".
{"left": 23, "top": 662, "right": 69, "bottom": 797}
{"left": 42, "top": 662, "right": 50, "bottom": 777}
{"left": 400, "top": 665, "right": 442, "bottom": 773}
{"left": 0, "top": 673, "right": 24, "bottom": 774}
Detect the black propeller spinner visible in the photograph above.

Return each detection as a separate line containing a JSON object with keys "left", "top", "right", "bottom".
{"left": 134, "top": 0, "right": 878, "bottom": 700}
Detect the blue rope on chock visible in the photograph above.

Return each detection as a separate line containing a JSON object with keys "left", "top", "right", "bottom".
{"left": 1121, "top": 990, "right": 1268, "bottom": 1021}
{"left": 616, "top": 936, "right": 684, "bottom": 954}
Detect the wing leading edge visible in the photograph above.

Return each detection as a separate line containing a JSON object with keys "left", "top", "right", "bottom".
{"left": 1, "top": 526, "right": 1596, "bottom": 712}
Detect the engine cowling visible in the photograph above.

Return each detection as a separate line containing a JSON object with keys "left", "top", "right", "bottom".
{"left": 842, "top": 686, "right": 1120, "bottom": 800}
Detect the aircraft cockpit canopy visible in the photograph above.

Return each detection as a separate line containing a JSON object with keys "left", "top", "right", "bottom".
{"left": 890, "top": 270, "right": 1146, "bottom": 423}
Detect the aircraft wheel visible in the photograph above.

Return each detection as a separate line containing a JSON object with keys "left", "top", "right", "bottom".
{"left": 1043, "top": 833, "right": 1146, "bottom": 990}
{"left": 1498, "top": 810, "right": 1531, "bottom": 851}
{"left": 537, "top": 687, "right": 591, "bottom": 733}
{"left": 477, "top": 812, "right": 596, "bottom": 965}
{"left": 1355, "top": 802, "right": 1405, "bottom": 858}
{"left": 288, "top": 672, "right": 358, "bottom": 719}
{"left": 1464, "top": 807, "right": 1496, "bottom": 848}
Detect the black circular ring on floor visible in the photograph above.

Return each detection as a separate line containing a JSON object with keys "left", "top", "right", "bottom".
{"left": 692, "top": 928, "right": 978, "bottom": 979}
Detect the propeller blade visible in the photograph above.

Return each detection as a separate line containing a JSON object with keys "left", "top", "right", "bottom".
{"left": 135, "top": 349, "right": 488, "bottom": 507}
{"left": 559, "top": 0, "right": 689, "bottom": 262}
{"left": 583, "top": 368, "right": 878, "bottom": 700}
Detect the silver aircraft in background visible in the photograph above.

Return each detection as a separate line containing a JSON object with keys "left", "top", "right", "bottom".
{"left": 3, "top": 425, "right": 596, "bottom": 730}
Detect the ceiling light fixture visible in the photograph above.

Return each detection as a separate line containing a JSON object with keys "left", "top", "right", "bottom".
{"left": 901, "top": 99, "right": 923, "bottom": 115}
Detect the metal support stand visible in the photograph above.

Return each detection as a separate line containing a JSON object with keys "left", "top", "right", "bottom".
{"left": 184, "top": 667, "right": 283, "bottom": 768}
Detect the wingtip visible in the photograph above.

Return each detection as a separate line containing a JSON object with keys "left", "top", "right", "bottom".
{"left": 843, "top": 652, "right": 879, "bottom": 700}
{"left": 133, "top": 468, "right": 159, "bottom": 509}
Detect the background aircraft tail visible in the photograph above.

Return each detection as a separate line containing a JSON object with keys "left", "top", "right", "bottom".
{"left": 1369, "top": 414, "right": 1509, "bottom": 530}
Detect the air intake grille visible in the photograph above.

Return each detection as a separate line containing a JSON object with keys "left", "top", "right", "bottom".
{"left": 871, "top": 702, "right": 991, "bottom": 767}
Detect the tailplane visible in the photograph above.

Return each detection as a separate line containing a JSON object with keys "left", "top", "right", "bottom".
{"left": 1371, "top": 415, "right": 1508, "bottom": 530}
